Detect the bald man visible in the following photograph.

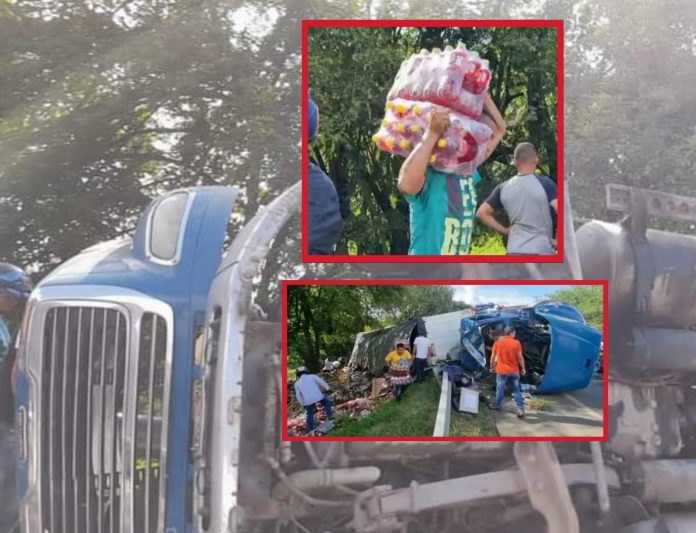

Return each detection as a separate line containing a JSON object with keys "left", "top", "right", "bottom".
{"left": 476, "top": 142, "right": 557, "bottom": 255}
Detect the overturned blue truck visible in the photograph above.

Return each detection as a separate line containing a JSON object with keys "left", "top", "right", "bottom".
{"left": 460, "top": 302, "right": 603, "bottom": 393}
{"left": 10, "top": 181, "right": 696, "bottom": 533}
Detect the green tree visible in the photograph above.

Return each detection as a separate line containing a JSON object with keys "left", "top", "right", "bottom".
{"left": 309, "top": 25, "right": 558, "bottom": 254}
{"left": 544, "top": 285, "right": 604, "bottom": 331}
{"left": 286, "top": 284, "right": 463, "bottom": 371}
{"left": 383, "top": 285, "right": 460, "bottom": 324}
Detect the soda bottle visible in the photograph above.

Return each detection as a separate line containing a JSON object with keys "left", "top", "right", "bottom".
{"left": 388, "top": 57, "right": 411, "bottom": 100}
{"left": 456, "top": 132, "right": 479, "bottom": 163}
{"left": 472, "top": 60, "right": 491, "bottom": 95}
{"left": 463, "top": 52, "right": 492, "bottom": 96}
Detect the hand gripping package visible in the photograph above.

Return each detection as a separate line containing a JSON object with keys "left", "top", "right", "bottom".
{"left": 373, "top": 44, "right": 493, "bottom": 177}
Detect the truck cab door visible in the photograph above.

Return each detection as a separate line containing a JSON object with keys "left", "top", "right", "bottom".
{"left": 533, "top": 305, "right": 602, "bottom": 394}
{"left": 192, "top": 181, "right": 300, "bottom": 533}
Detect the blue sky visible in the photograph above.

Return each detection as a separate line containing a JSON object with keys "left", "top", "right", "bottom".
{"left": 452, "top": 284, "right": 577, "bottom": 307}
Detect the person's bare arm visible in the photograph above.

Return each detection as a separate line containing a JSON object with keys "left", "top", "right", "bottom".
{"left": 397, "top": 109, "right": 450, "bottom": 195}
{"left": 490, "top": 343, "right": 498, "bottom": 371}
{"left": 483, "top": 94, "right": 506, "bottom": 160}
{"left": 477, "top": 202, "right": 510, "bottom": 235}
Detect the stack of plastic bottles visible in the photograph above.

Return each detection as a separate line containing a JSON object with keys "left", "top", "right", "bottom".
{"left": 373, "top": 43, "right": 493, "bottom": 176}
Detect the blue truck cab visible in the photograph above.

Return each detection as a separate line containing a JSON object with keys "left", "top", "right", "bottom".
{"left": 460, "top": 302, "right": 602, "bottom": 393}
{"left": 12, "top": 186, "right": 252, "bottom": 532}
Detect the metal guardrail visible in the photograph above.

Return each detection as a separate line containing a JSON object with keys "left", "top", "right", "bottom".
{"left": 433, "top": 370, "right": 452, "bottom": 437}
{"left": 607, "top": 183, "right": 696, "bottom": 223}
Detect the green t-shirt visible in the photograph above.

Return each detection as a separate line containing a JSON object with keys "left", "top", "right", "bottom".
{"left": 405, "top": 167, "right": 481, "bottom": 255}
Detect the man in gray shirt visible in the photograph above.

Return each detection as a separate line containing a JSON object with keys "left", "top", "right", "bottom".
{"left": 476, "top": 142, "right": 557, "bottom": 254}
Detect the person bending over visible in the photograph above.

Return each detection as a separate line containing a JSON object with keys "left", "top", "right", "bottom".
{"left": 293, "top": 366, "right": 334, "bottom": 433}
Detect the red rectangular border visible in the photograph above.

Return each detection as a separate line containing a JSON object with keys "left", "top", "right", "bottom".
{"left": 282, "top": 278, "right": 608, "bottom": 442}
{"left": 302, "top": 19, "right": 565, "bottom": 263}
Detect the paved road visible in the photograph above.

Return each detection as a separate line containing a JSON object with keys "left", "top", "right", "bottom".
{"left": 491, "top": 374, "right": 604, "bottom": 437}
{"left": 567, "top": 374, "right": 604, "bottom": 412}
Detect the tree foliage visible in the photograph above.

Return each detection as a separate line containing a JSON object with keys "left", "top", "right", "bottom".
{"left": 308, "top": 26, "right": 558, "bottom": 254}
{"left": 287, "top": 284, "right": 465, "bottom": 371}
{"left": 544, "top": 285, "right": 604, "bottom": 331}
{"left": 1, "top": 0, "right": 695, "bottom": 280}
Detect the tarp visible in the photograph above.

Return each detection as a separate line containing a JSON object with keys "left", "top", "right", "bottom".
{"left": 348, "top": 318, "right": 423, "bottom": 374}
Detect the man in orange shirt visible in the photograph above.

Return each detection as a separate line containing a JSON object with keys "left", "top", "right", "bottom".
{"left": 489, "top": 325, "right": 526, "bottom": 418}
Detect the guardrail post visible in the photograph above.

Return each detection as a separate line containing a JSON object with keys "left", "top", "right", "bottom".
{"left": 433, "top": 372, "right": 451, "bottom": 437}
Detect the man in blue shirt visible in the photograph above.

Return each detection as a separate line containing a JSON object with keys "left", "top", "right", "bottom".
{"left": 0, "top": 263, "right": 32, "bottom": 532}
{"left": 397, "top": 94, "right": 506, "bottom": 255}
{"left": 307, "top": 93, "right": 343, "bottom": 255}
{"left": 0, "top": 263, "right": 32, "bottom": 386}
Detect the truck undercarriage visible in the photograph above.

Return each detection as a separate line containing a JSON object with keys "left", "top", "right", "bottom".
{"left": 13, "top": 180, "right": 696, "bottom": 533}
{"left": 202, "top": 182, "right": 696, "bottom": 533}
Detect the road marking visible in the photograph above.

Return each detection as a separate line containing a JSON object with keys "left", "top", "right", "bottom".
{"left": 561, "top": 393, "right": 603, "bottom": 422}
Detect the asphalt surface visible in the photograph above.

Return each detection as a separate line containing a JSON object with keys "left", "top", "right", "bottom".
{"left": 566, "top": 374, "right": 604, "bottom": 412}
{"left": 491, "top": 374, "right": 605, "bottom": 437}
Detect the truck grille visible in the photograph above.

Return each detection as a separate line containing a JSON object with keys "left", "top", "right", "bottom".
{"left": 39, "top": 306, "right": 169, "bottom": 532}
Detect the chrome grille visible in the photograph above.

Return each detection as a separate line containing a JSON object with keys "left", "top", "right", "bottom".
{"left": 133, "top": 312, "right": 167, "bottom": 532}
{"left": 38, "top": 305, "right": 169, "bottom": 533}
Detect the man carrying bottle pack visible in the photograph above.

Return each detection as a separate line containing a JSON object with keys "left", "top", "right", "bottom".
{"left": 397, "top": 93, "right": 506, "bottom": 255}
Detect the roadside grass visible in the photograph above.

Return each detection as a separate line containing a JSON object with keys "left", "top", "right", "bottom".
{"left": 526, "top": 395, "right": 554, "bottom": 412}
{"left": 450, "top": 403, "right": 498, "bottom": 436}
{"left": 471, "top": 233, "right": 506, "bottom": 255}
{"left": 330, "top": 378, "right": 441, "bottom": 436}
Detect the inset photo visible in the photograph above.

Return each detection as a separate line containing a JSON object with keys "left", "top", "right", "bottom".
{"left": 302, "top": 20, "right": 563, "bottom": 262}
{"left": 282, "top": 280, "right": 607, "bottom": 440}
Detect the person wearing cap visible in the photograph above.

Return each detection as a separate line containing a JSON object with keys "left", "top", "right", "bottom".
{"left": 0, "top": 263, "right": 32, "bottom": 413}
{"left": 385, "top": 342, "right": 413, "bottom": 401}
{"left": 476, "top": 142, "right": 557, "bottom": 255}
{"left": 0, "top": 263, "right": 32, "bottom": 532}
{"left": 397, "top": 93, "right": 506, "bottom": 255}
{"left": 307, "top": 93, "right": 343, "bottom": 255}
{"left": 293, "top": 366, "right": 334, "bottom": 433}
{"left": 489, "top": 325, "right": 526, "bottom": 418}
